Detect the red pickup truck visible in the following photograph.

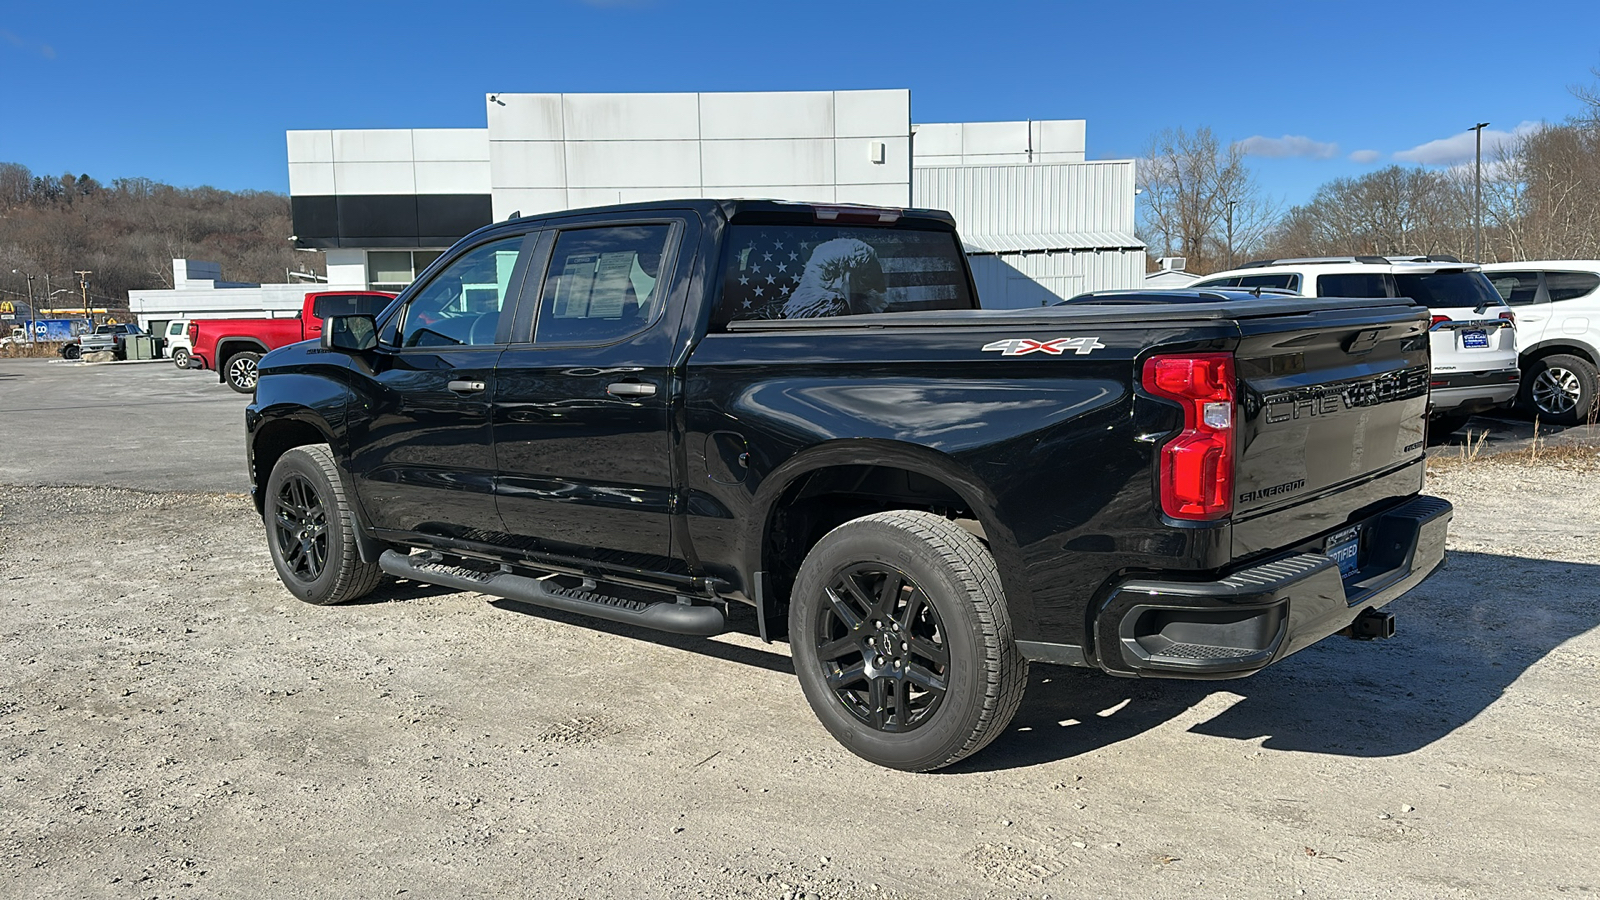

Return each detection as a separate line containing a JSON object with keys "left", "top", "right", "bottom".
{"left": 189, "top": 291, "right": 394, "bottom": 393}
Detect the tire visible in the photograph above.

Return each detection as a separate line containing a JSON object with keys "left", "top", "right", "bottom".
{"left": 225, "top": 351, "right": 262, "bottom": 394}
{"left": 61, "top": 343, "right": 81, "bottom": 360}
{"left": 788, "top": 510, "right": 1028, "bottom": 771}
{"left": 1519, "top": 353, "right": 1598, "bottom": 426}
{"left": 263, "top": 444, "right": 383, "bottom": 606}
{"left": 172, "top": 347, "right": 191, "bottom": 369}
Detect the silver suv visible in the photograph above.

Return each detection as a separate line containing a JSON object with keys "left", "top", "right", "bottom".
{"left": 1192, "top": 256, "right": 1519, "bottom": 434}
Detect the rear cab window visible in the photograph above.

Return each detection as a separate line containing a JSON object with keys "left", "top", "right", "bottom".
{"left": 715, "top": 224, "right": 974, "bottom": 328}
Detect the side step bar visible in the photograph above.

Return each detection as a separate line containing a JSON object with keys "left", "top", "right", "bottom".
{"left": 378, "top": 550, "right": 727, "bottom": 636}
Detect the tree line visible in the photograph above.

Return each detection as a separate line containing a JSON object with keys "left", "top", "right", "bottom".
{"left": 1139, "top": 75, "right": 1600, "bottom": 274}
{"left": 0, "top": 165, "right": 322, "bottom": 315}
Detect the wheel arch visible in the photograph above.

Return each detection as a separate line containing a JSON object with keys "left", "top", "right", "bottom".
{"left": 1521, "top": 339, "right": 1600, "bottom": 368}
{"left": 216, "top": 337, "right": 270, "bottom": 381}
{"left": 250, "top": 412, "right": 338, "bottom": 516}
{"left": 748, "top": 439, "right": 1034, "bottom": 638}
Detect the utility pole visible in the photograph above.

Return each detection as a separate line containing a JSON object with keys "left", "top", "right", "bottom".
{"left": 1471, "top": 122, "right": 1490, "bottom": 262}
{"left": 1225, "top": 199, "right": 1239, "bottom": 269}
{"left": 11, "top": 269, "right": 35, "bottom": 337}
{"left": 75, "top": 270, "right": 92, "bottom": 324}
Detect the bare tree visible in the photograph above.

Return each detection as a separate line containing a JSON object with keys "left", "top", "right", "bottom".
{"left": 1138, "top": 127, "right": 1276, "bottom": 274}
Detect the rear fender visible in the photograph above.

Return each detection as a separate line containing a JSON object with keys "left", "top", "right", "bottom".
{"left": 749, "top": 439, "right": 1034, "bottom": 638}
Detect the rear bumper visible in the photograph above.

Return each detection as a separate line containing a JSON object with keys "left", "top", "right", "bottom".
{"left": 1091, "top": 494, "right": 1452, "bottom": 678}
{"left": 1430, "top": 367, "right": 1520, "bottom": 415}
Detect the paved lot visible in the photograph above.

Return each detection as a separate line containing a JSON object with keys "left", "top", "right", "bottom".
{"left": 0, "top": 358, "right": 249, "bottom": 493}
{"left": 1, "top": 363, "right": 1597, "bottom": 898}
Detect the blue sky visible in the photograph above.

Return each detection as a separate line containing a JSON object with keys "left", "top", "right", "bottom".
{"left": 1, "top": 0, "right": 1596, "bottom": 210}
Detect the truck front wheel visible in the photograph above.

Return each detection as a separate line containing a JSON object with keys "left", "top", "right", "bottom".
{"left": 226, "top": 352, "right": 262, "bottom": 393}
{"left": 264, "top": 444, "right": 383, "bottom": 605}
{"left": 788, "top": 510, "right": 1028, "bottom": 771}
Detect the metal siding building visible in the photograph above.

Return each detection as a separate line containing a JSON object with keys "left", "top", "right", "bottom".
{"left": 914, "top": 162, "right": 1145, "bottom": 307}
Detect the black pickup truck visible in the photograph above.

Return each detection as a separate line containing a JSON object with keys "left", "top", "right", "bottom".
{"left": 245, "top": 199, "right": 1451, "bottom": 771}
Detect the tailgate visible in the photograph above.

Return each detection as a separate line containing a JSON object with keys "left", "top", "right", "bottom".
{"left": 1231, "top": 303, "right": 1431, "bottom": 559}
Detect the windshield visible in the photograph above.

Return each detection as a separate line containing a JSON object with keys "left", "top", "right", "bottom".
{"left": 1393, "top": 270, "right": 1504, "bottom": 310}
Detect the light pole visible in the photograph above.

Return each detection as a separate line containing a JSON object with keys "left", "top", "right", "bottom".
{"left": 75, "top": 270, "right": 92, "bottom": 324}
{"left": 1224, "top": 199, "right": 1239, "bottom": 269}
{"left": 1470, "top": 122, "right": 1490, "bottom": 262}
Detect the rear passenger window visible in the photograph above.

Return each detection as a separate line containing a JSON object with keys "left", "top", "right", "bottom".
{"left": 1488, "top": 271, "right": 1542, "bottom": 305}
{"left": 1192, "top": 276, "right": 1241, "bottom": 288}
{"left": 535, "top": 225, "right": 673, "bottom": 344}
{"left": 716, "top": 224, "right": 973, "bottom": 325}
{"left": 1546, "top": 271, "right": 1600, "bottom": 303}
{"left": 1316, "top": 273, "right": 1396, "bottom": 298}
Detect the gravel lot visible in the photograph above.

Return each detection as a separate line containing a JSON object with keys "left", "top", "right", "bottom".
{"left": 2, "top": 362, "right": 1599, "bottom": 898}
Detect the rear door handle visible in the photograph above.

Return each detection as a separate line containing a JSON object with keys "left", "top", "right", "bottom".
{"left": 447, "top": 379, "right": 486, "bottom": 393}
{"left": 607, "top": 382, "right": 657, "bottom": 398}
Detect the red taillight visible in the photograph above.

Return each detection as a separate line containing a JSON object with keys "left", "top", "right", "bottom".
{"left": 187, "top": 323, "right": 198, "bottom": 343}
{"left": 1499, "top": 310, "right": 1516, "bottom": 326}
{"left": 1142, "top": 353, "right": 1236, "bottom": 521}
{"left": 1429, "top": 315, "right": 1451, "bottom": 329}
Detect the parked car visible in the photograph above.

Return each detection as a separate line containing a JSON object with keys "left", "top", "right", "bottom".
{"left": 188, "top": 291, "right": 395, "bottom": 392}
{"left": 245, "top": 199, "right": 1451, "bottom": 771}
{"left": 162, "top": 319, "right": 195, "bottom": 368}
{"left": 1478, "top": 261, "right": 1600, "bottom": 425}
{"left": 1189, "top": 256, "right": 1520, "bottom": 435}
{"left": 62, "top": 322, "right": 143, "bottom": 360}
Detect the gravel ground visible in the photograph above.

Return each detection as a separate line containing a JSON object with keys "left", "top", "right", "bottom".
{"left": 2, "top": 452, "right": 1598, "bottom": 899}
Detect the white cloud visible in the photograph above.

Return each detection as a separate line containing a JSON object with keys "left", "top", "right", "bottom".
{"left": 1394, "top": 121, "right": 1542, "bottom": 165}
{"left": 1348, "top": 149, "right": 1382, "bottom": 164}
{"left": 1235, "top": 134, "right": 1340, "bottom": 159}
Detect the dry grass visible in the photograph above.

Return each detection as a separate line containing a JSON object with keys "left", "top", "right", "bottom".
{"left": 1428, "top": 420, "right": 1600, "bottom": 473}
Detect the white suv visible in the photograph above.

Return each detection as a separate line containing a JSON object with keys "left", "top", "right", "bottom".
{"left": 1478, "top": 261, "right": 1600, "bottom": 425}
{"left": 1192, "top": 256, "right": 1520, "bottom": 433}
{"left": 162, "top": 319, "right": 194, "bottom": 368}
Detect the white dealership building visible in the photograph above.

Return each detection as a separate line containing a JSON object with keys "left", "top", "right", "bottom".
{"left": 287, "top": 89, "right": 1143, "bottom": 309}
{"left": 130, "top": 89, "right": 1143, "bottom": 329}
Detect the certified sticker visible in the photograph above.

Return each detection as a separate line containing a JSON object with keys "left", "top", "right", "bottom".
{"left": 981, "top": 337, "right": 1106, "bottom": 357}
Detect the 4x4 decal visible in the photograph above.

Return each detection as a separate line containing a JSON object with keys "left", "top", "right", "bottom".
{"left": 981, "top": 337, "right": 1106, "bottom": 357}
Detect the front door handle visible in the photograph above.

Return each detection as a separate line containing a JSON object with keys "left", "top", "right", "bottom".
{"left": 607, "top": 381, "right": 657, "bottom": 398}
{"left": 447, "top": 379, "right": 486, "bottom": 393}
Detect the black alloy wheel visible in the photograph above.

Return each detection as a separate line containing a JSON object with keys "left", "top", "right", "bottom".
{"left": 273, "top": 471, "right": 329, "bottom": 582}
{"left": 262, "top": 444, "right": 384, "bottom": 605}
{"left": 789, "top": 510, "right": 1027, "bottom": 771}
{"left": 814, "top": 563, "right": 950, "bottom": 733}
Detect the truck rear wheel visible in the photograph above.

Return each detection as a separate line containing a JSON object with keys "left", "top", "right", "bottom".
{"left": 226, "top": 351, "right": 262, "bottom": 393}
{"left": 264, "top": 444, "right": 383, "bottom": 605}
{"left": 788, "top": 510, "right": 1027, "bottom": 771}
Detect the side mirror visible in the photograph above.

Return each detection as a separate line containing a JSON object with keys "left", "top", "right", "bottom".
{"left": 321, "top": 315, "right": 377, "bottom": 352}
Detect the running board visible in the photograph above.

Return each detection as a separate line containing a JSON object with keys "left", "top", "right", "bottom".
{"left": 377, "top": 550, "right": 726, "bottom": 636}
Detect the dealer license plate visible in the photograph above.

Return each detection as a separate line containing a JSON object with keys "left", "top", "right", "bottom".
{"left": 1325, "top": 525, "right": 1362, "bottom": 578}
{"left": 1461, "top": 328, "right": 1489, "bottom": 349}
